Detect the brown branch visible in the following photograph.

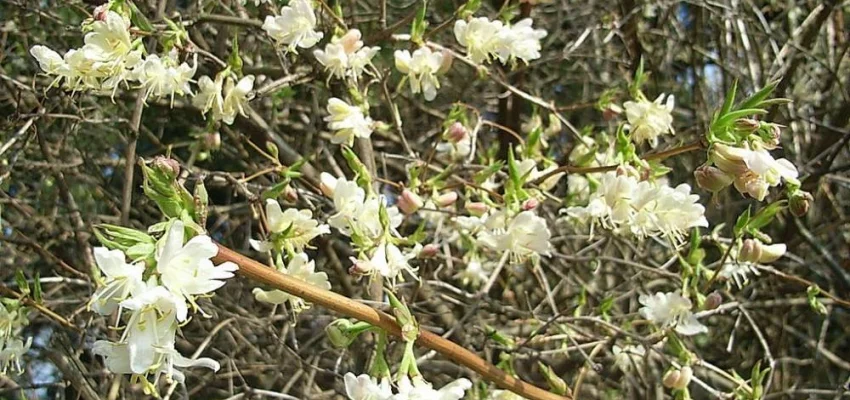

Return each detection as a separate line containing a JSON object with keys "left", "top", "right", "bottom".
{"left": 213, "top": 244, "right": 571, "bottom": 400}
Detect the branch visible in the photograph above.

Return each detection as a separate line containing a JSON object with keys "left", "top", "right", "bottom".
{"left": 212, "top": 244, "right": 571, "bottom": 400}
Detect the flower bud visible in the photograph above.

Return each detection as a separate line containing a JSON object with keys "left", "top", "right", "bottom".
{"left": 397, "top": 189, "right": 425, "bottom": 215}
{"left": 283, "top": 185, "right": 299, "bottom": 203}
{"left": 789, "top": 190, "right": 813, "bottom": 217}
{"left": 734, "top": 118, "right": 760, "bottom": 132}
{"left": 325, "top": 319, "right": 356, "bottom": 348}
{"left": 348, "top": 257, "right": 373, "bottom": 276}
{"left": 465, "top": 202, "right": 488, "bottom": 216}
{"left": 447, "top": 122, "right": 468, "bottom": 143}
{"left": 703, "top": 292, "right": 722, "bottom": 310}
{"left": 151, "top": 156, "right": 180, "bottom": 180}
{"left": 602, "top": 104, "right": 622, "bottom": 121}
{"left": 757, "top": 123, "right": 782, "bottom": 150}
{"left": 522, "top": 198, "right": 539, "bottom": 211}
{"left": 711, "top": 144, "right": 749, "bottom": 175}
{"left": 339, "top": 29, "right": 362, "bottom": 54}
{"left": 758, "top": 243, "right": 786, "bottom": 263}
{"left": 202, "top": 132, "right": 221, "bottom": 151}
{"left": 434, "top": 191, "right": 458, "bottom": 207}
{"left": 93, "top": 4, "right": 109, "bottom": 21}
{"left": 738, "top": 239, "right": 763, "bottom": 263}
{"left": 662, "top": 370, "right": 681, "bottom": 388}
{"left": 663, "top": 366, "right": 693, "bottom": 390}
{"left": 438, "top": 49, "right": 454, "bottom": 74}
{"left": 319, "top": 172, "right": 338, "bottom": 197}
{"left": 419, "top": 243, "right": 440, "bottom": 258}
{"left": 694, "top": 165, "right": 734, "bottom": 193}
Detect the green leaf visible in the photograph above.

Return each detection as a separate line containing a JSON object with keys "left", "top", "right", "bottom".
{"left": 720, "top": 79, "right": 738, "bottom": 117}
{"left": 410, "top": 1, "right": 429, "bottom": 44}
{"left": 733, "top": 207, "right": 751, "bottom": 237}
{"left": 15, "top": 270, "right": 29, "bottom": 296}
{"left": 228, "top": 34, "right": 243, "bottom": 75}
{"left": 713, "top": 109, "right": 768, "bottom": 130}
{"left": 807, "top": 285, "right": 828, "bottom": 315}
{"left": 127, "top": 1, "right": 154, "bottom": 33}
{"left": 262, "top": 180, "right": 291, "bottom": 201}
{"left": 737, "top": 80, "right": 779, "bottom": 111}
{"left": 746, "top": 200, "right": 787, "bottom": 233}
{"left": 458, "top": 0, "right": 481, "bottom": 19}
{"left": 33, "top": 273, "right": 43, "bottom": 304}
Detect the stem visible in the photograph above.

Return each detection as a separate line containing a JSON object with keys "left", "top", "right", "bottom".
{"left": 122, "top": 94, "right": 145, "bottom": 226}
{"left": 213, "top": 244, "right": 571, "bottom": 400}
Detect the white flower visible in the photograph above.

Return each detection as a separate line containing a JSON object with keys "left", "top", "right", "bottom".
{"left": 194, "top": 74, "right": 255, "bottom": 125}
{"left": 89, "top": 247, "right": 145, "bottom": 315}
{"left": 155, "top": 221, "right": 238, "bottom": 304}
{"left": 344, "top": 372, "right": 393, "bottom": 400}
{"left": 478, "top": 210, "right": 552, "bottom": 261}
{"left": 612, "top": 344, "right": 646, "bottom": 372}
{"left": 0, "top": 337, "right": 31, "bottom": 375}
{"left": 454, "top": 258, "right": 491, "bottom": 287}
{"left": 121, "top": 278, "right": 188, "bottom": 322}
{"left": 250, "top": 199, "right": 330, "bottom": 253}
{"left": 638, "top": 292, "right": 707, "bottom": 336}
{"left": 263, "top": 0, "right": 323, "bottom": 52}
{"left": 132, "top": 51, "right": 196, "bottom": 104}
{"left": 624, "top": 94, "right": 675, "bottom": 147}
{"left": 324, "top": 98, "right": 374, "bottom": 145}
{"left": 713, "top": 144, "right": 799, "bottom": 202}
{"left": 30, "top": 45, "right": 67, "bottom": 75}
{"left": 393, "top": 376, "right": 472, "bottom": 400}
{"left": 394, "top": 47, "right": 444, "bottom": 101}
{"left": 253, "top": 253, "right": 330, "bottom": 311}
{"left": 454, "top": 17, "right": 503, "bottom": 64}
{"left": 493, "top": 18, "right": 547, "bottom": 64}
{"left": 314, "top": 29, "right": 380, "bottom": 81}
{"left": 358, "top": 242, "right": 419, "bottom": 280}
{"left": 564, "top": 172, "right": 707, "bottom": 242}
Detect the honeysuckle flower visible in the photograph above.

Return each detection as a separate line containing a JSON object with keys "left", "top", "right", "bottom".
{"left": 30, "top": 45, "right": 67, "bottom": 76}
{"left": 718, "top": 261, "right": 761, "bottom": 289}
{"left": 253, "top": 253, "right": 330, "bottom": 311}
{"left": 121, "top": 278, "right": 189, "bottom": 322}
{"left": 612, "top": 344, "right": 646, "bottom": 372}
{"left": 493, "top": 18, "right": 547, "bottom": 64}
{"left": 454, "top": 258, "right": 491, "bottom": 287}
{"left": 393, "top": 375, "right": 472, "bottom": 400}
{"left": 194, "top": 74, "right": 255, "bottom": 125}
{"left": 397, "top": 189, "right": 425, "bottom": 215}
{"left": 344, "top": 372, "right": 393, "bottom": 400}
{"left": 324, "top": 98, "right": 374, "bottom": 146}
{"left": 564, "top": 172, "right": 707, "bottom": 242}
{"left": 250, "top": 199, "right": 330, "bottom": 253}
{"left": 663, "top": 366, "right": 693, "bottom": 390}
{"left": 454, "top": 17, "right": 504, "bottom": 64}
{"left": 155, "top": 221, "right": 238, "bottom": 305}
{"left": 478, "top": 210, "right": 552, "bottom": 261}
{"left": 623, "top": 94, "right": 675, "bottom": 147}
{"left": 711, "top": 143, "right": 799, "bottom": 201}
{"left": 262, "top": 0, "right": 323, "bottom": 52}
{"left": 0, "top": 337, "right": 31, "bottom": 375}
{"left": 355, "top": 241, "right": 419, "bottom": 280}
{"left": 89, "top": 247, "right": 145, "bottom": 315}
{"left": 394, "top": 47, "right": 445, "bottom": 101}
{"left": 638, "top": 292, "right": 707, "bottom": 336}
{"left": 314, "top": 29, "right": 380, "bottom": 81}
{"left": 132, "top": 51, "right": 197, "bottom": 104}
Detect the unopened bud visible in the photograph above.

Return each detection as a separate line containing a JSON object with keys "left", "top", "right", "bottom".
{"left": 202, "top": 132, "right": 221, "bottom": 150}
{"left": 397, "top": 189, "right": 424, "bottom": 214}
{"left": 522, "top": 198, "right": 539, "bottom": 211}
{"left": 663, "top": 366, "right": 692, "bottom": 390}
{"left": 434, "top": 191, "right": 458, "bottom": 207}
{"left": 419, "top": 243, "right": 440, "bottom": 258}
{"left": 545, "top": 114, "right": 562, "bottom": 136}
{"left": 758, "top": 242, "right": 786, "bottom": 263}
{"left": 734, "top": 118, "right": 760, "bottom": 132}
{"left": 738, "top": 239, "right": 763, "bottom": 263}
{"left": 283, "top": 185, "right": 299, "bottom": 203}
{"left": 348, "top": 258, "right": 373, "bottom": 276}
{"left": 711, "top": 144, "right": 749, "bottom": 175}
{"left": 703, "top": 292, "right": 722, "bottom": 310}
{"left": 758, "top": 124, "right": 782, "bottom": 150}
{"left": 662, "top": 370, "right": 681, "bottom": 388}
{"left": 325, "top": 319, "right": 355, "bottom": 348}
{"left": 93, "top": 4, "right": 109, "bottom": 21}
{"left": 694, "top": 165, "right": 733, "bottom": 192}
{"left": 152, "top": 156, "right": 180, "bottom": 180}
{"left": 465, "top": 202, "right": 488, "bottom": 216}
{"left": 447, "top": 122, "right": 468, "bottom": 143}
{"left": 789, "top": 190, "right": 813, "bottom": 217}
{"left": 339, "top": 29, "right": 362, "bottom": 54}
{"left": 602, "top": 104, "right": 622, "bottom": 121}
{"left": 438, "top": 49, "right": 454, "bottom": 74}
{"left": 319, "top": 172, "right": 338, "bottom": 197}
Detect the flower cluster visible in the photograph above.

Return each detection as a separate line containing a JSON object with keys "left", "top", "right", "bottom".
{"left": 344, "top": 373, "right": 471, "bottom": 400}
{"left": 250, "top": 200, "right": 331, "bottom": 311}
{"left": 705, "top": 142, "right": 799, "bottom": 201}
{"left": 194, "top": 73, "right": 255, "bottom": 125}
{"left": 719, "top": 239, "right": 787, "bottom": 288}
{"left": 31, "top": 10, "right": 198, "bottom": 101}
{"left": 394, "top": 46, "right": 449, "bottom": 101}
{"left": 315, "top": 29, "right": 380, "bottom": 82}
{"left": 623, "top": 94, "right": 675, "bottom": 147}
{"left": 564, "top": 171, "right": 708, "bottom": 243}
{"left": 262, "top": 0, "right": 324, "bottom": 52}
{"left": 0, "top": 300, "right": 31, "bottom": 375}
{"left": 639, "top": 291, "right": 708, "bottom": 336}
{"left": 91, "top": 221, "right": 237, "bottom": 390}
{"left": 454, "top": 17, "right": 547, "bottom": 65}
{"left": 324, "top": 98, "right": 375, "bottom": 146}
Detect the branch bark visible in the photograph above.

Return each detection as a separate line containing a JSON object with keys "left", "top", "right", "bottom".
{"left": 213, "top": 244, "right": 571, "bottom": 400}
